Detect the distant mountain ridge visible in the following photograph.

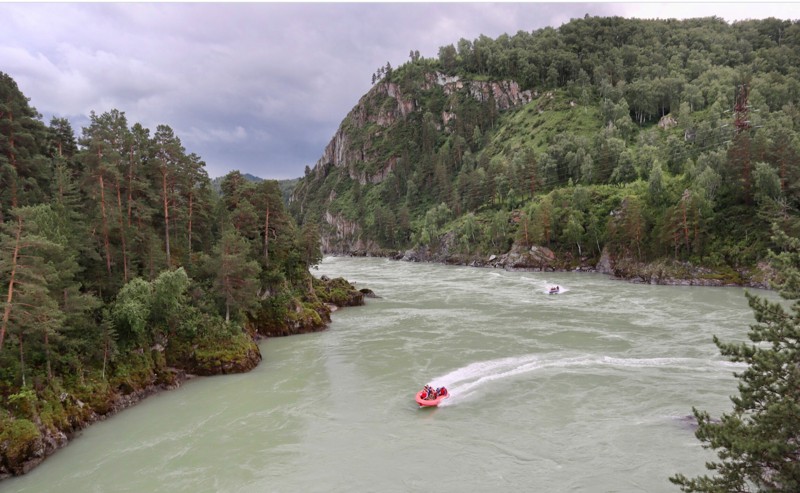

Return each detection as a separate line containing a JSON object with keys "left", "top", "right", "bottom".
{"left": 211, "top": 173, "right": 298, "bottom": 204}
{"left": 211, "top": 172, "right": 262, "bottom": 193}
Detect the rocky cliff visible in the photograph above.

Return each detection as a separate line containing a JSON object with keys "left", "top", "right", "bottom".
{"left": 294, "top": 70, "right": 533, "bottom": 253}
{"left": 311, "top": 72, "right": 532, "bottom": 186}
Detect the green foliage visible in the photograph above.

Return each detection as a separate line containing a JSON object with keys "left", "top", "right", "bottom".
{"left": 192, "top": 329, "right": 258, "bottom": 376}
{"left": 0, "top": 417, "right": 41, "bottom": 470}
{"left": 254, "top": 292, "right": 292, "bottom": 333}
{"left": 6, "top": 387, "right": 37, "bottom": 418}
{"left": 0, "top": 69, "right": 333, "bottom": 474}
{"left": 110, "top": 350, "right": 157, "bottom": 394}
{"left": 671, "top": 226, "right": 800, "bottom": 491}
{"left": 109, "top": 278, "right": 152, "bottom": 349}
{"left": 313, "top": 276, "right": 363, "bottom": 306}
{"left": 213, "top": 228, "right": 261, "bottom": 323}
{"left": 289, "top": 16, "right": 800, "bottom": 275}
{"left": 72, "top": 377, "right": 116, "bottom": 415}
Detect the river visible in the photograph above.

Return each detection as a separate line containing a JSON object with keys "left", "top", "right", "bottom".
{"left": 2, "top": 256, "right": 773, "bottom": 493}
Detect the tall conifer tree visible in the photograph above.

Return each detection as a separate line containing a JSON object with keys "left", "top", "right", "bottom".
{"left": 672, "top": 226, "right": 800, "bottom": 491}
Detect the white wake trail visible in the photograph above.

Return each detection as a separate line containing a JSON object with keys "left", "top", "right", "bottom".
{"left": 428, "top": 354, "right": 744, "bottom": 407}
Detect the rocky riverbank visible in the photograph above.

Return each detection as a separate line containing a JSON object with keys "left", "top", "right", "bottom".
{"left": 344, "top": 240, "right": 777, "bottom": 290}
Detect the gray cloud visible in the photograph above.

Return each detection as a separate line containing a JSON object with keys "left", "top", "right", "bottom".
{"left": 2, "top": 3, "right": 796, "bottom": 179}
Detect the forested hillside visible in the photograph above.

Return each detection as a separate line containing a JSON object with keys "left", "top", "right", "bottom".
{"left": 0, "top": 72, "right": 358, "bottom": 477}
{"left": 290, "top": 16, "right": 800, "bottom": 285}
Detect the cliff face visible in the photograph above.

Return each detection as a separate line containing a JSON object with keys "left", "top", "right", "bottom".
{"left": 322, "top": 211, "right": 379, "bottom": 254}
{"left": 429, "top": 72, "right": 534, "bottom": 110}
{"left": 312, "top": 73, "right": 532, "bottom": 183}
{"left": 295, "top": 71, "right": 533, "bottom": 253}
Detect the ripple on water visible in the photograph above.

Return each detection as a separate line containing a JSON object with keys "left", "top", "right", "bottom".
{"left": 2, "top": 257, "right": 762, "bottom": 493}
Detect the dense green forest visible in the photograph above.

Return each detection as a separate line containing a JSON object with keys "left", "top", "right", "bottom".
{"left": 3, "top": 13, "right": 800, "bottom": 485}
{"left": 0, "top": 72, "right": 361, "bottom": 476}
{"left": 290, "top": 16, "right": 800, "bottom": 284}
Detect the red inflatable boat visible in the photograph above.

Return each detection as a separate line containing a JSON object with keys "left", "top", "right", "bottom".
{"left": 415, "top": 386, "right": 449, "bottom": 407}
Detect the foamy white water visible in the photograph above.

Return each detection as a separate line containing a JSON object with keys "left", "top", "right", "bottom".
{"left": 430, "top": 353, "right": 746, "bottom": 406}
{"left": 3, "top": 257, "right": 774, "bottom": 493}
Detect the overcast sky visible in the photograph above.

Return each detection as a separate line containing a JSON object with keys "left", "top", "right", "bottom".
{"left": 3, "top": 2, "right": 798, "bottom": 180}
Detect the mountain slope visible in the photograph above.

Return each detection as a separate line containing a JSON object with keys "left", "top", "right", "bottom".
{"left": 289, "top": 15, "right": 800, "bottom": 284}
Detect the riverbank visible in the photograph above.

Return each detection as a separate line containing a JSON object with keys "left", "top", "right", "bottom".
{"left": 0, "top": 276, "right": 366, "bottom": 480}
{"left": 0, "top": 258, "right": 770, "bottom": 492}
{"left": 340, "top": 241, "right": 777, "bottom": 290}
{"left": 0, "top": 334, "right": 261, "bottom": 479}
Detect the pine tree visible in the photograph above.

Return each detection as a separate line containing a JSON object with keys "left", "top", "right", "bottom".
{"left": 213, "top": 228, "right": 260, "bottom": 323}
{"left": 181, "top": 153, "right": 211, "bottom": 257}
{"left": 671, "top": 225, "right": 800, "bottom": 491}
{"left": 47, "top": 117, "right": 78, "bottom": 160}
{"left": 0, "top": 72, "right": 51, "bottom": 223}
{"left": 0, "top": 206, "right": 65, "bottom": 386}
{"left": 152, "top": 125, "right": 185, "bottom": 268}
{"left": 78, "top": 111, "right": 124, "bottom": 281}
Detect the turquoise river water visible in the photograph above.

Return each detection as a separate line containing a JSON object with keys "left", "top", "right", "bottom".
{"left": 2, "top": 256, "right": 776, "bottom": 493}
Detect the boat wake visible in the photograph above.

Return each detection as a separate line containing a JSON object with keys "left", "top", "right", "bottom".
{"left": 427, "top": 353, "right": 743, "bottom": 406}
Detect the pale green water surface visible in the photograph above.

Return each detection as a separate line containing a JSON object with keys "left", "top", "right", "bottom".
{"left": 2, "top": 257, "right": 773, "bottom": 492}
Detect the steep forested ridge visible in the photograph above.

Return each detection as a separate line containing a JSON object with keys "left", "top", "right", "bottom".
{"left": 290, "top": 16, "right": 800, "bottom": 285}
{"left": 0, "top": 72, "right": 359, "bottom": 477}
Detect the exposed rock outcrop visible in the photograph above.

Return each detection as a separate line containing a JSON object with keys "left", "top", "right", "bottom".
{"left": 299, "top": 71, "right": 532, "bottom": 193}
{"left": 426, "top": 73, "right": 533, "bottom": 110}
{"left": 322, "top": 211, "right": 379, "bottom": 254}
{"left": 293, "top": 71, "right": 535, "bottom": 253}
{"left": 315, "top": 275, "right": 365, "bottom": 307}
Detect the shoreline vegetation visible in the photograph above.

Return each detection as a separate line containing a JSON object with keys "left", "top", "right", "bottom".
{"left": 0, "top": 253, "right": 775, "bottom": 480}
{"left": 0, "top": 67, "right": 374, "bottom": 481}
{"left": 0, "top": 275, "right": 366, "bottom": 480}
